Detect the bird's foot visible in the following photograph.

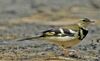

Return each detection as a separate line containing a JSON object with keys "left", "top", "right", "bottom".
{"left": 68, "top": 49, "right": 80, "bottom": 58}
{"left": 62, "top": 49, "right": 81, "bottom": 58}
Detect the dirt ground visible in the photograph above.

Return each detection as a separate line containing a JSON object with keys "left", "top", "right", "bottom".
{"left": 0, "top": 13, "right": 99, "bottom": 61}
{"left": 0, "top": 0, "right": 100, "bottom": 61}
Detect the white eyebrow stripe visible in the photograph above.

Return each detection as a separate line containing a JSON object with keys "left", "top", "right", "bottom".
{"left": 59, "top": 28, "right": 64, "bottom": 34}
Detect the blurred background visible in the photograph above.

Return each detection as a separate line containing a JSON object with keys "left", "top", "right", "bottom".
{"left": 0, "top": 0, "right": 100, "bottom": 40}
{"left": 0, "top": 0, "right": 100, "bottom": 20}
{"left": 0, "top": 0, "right": 100, "bottom": 61}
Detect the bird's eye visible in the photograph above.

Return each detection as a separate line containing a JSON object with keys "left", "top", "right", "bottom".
{"left": 82, "top": 18, "right": 90, "bottom": 22}
{"left": 83, "top": 20, "right": 86, "bottom": 21}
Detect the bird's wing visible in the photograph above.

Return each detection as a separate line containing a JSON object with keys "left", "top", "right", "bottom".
{"left": 17, "top": 28, "right": 78, "bottom": 41}
{"left": 40, "top": 28, "right": 77, "bottom": 37}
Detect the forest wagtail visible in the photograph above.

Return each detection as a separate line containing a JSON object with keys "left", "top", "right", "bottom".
{"left": 17, "top": 18, "right": 95, "bottom": 56}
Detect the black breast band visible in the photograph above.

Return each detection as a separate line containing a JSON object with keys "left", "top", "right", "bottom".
{"left": 78, "top": 28, "right": 88, "bottom": 40}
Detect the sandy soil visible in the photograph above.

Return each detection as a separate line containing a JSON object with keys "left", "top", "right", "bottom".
{"left": 0, "top": 0, "right": 100, "bottom": 61}
{"left": 0, "top": 16, "right": 99, "bottom": 61}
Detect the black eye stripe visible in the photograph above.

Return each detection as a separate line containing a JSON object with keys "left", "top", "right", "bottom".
{"left": 82, "top": 18, "right": 90, "bottom": 22}
{"left": 83, "top": 20, "right": 85, "bottom": 21}
{"left": 83, "top": 19, "right": 89, "bottom": 22}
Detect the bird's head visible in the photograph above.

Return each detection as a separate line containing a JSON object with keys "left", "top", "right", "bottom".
{"left": 78, "top": 18, "right": 95, "bottom": 28}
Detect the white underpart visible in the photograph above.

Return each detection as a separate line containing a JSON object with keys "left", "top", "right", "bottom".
{"left": 59, "top": 36, "right": 75, "bottom": 41}
{"left": 69, "top": 29, "right": 76, "bottom": 33}
{"left": 59, "top": 28, "right": 64, "bottom": 34}
{"left": 50, "top": 36, "right": 75, "bottom": 41}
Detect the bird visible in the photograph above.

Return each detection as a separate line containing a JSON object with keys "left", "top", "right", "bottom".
{"left": 17, "top": 18, "right": 95, "bottom": 56}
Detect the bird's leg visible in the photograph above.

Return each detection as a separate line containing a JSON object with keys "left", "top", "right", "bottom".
{"left": 59, "top": 46, "right": 70, "bottom": 56}
{"left": 62, "top": 48, "right": 70, "bottom": 57}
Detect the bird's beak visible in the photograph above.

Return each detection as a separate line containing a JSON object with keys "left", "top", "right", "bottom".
{"left": 90, "top": 20, "right": 95, "bottom": 25}
{"left": 90, "top": 21, "right": 95, "bottom": 23}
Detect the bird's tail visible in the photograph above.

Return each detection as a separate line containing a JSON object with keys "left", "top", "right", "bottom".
{"left": 17, "top": 36, "right": 41, "bottom": 41}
